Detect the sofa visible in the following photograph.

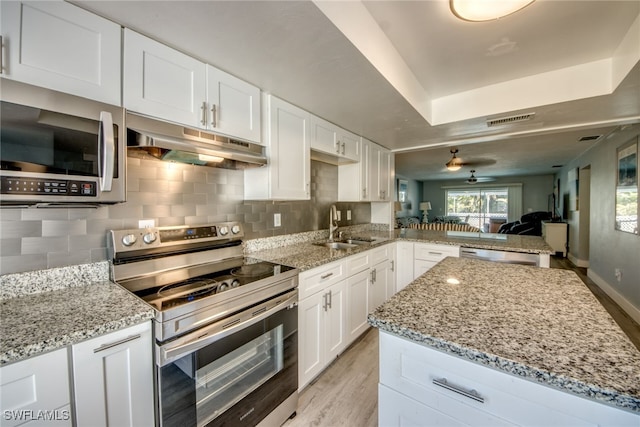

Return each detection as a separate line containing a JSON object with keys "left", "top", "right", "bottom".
{"left": 497, "top": 211, "right": 552, "bottom": 236}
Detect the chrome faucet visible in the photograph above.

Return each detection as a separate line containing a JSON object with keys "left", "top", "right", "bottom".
{"left": 329, "top": 204, "right": 339, "bottom": 241}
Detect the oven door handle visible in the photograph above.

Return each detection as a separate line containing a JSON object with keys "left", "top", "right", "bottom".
{"left": 159, "top": 290, "right": 297, "bottom": 366}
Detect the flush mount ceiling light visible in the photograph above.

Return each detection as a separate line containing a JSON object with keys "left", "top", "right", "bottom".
{"left": 450, "top": 0, "right": 535, "bottom": 22}
{"left": 446, "top": 149, "right": 463, "bottom": 171}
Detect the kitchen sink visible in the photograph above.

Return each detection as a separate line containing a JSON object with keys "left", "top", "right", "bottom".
{"left": 312, "top": 236, "right": 387, "bottom": 249}
{"left": 314, "top": 241, "right": 358, "bottom": 249}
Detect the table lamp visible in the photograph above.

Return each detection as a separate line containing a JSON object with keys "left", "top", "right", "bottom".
{"left": 419, "top": 202, "right": 432, "bottom": 223}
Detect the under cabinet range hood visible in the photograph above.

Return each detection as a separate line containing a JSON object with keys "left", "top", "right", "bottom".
{"left": 126, "top": 112, "right": 267, "bottom": 169}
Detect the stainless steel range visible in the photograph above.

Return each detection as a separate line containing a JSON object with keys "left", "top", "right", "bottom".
{"left": 109, "top": 222, "right": 299, "bottom": 427}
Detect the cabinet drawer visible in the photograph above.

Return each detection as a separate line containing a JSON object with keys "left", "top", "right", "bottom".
{"left": 414, "top": 243, "right": 459, "bottom": 260}
{"left": 299, "top": 259, "right": 346, "bottom": 299}
{"left": 346, "top": 251, "right": 370, "bottom": 276}
{"left": 369, "top": 244, "right": 391, "bottom": 266}
{"left": 379, "top": 384, "right": 513, "bottom": 427}
{"left": 379, "top": 332, "right": 637, "bottom": 426}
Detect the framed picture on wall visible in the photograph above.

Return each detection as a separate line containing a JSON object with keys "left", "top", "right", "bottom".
{"left": 615, "top": 138, "right": 638, "bottom": 234}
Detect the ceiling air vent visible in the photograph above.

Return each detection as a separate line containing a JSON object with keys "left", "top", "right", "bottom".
{"left": 486, "top": 112, "right": 535, "bottom": 127}
{"left": 578, "top": 135, "right": 602, "bottom": 142}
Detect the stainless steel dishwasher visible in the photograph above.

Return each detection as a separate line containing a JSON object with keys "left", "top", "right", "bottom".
{"left": 459, "top": 247, "right": 540, "bottom": 266}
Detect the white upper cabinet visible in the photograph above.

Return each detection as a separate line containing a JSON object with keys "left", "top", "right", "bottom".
{"left": 338, "top": 137, "right": 394, "bottom": 202}
{"left": 371, "top": 142, "right": 392, "bottom": 201}
{"left": 124, "top": 29, "right": 261, "bottom": 143}
{"left": 124, "top": 29, "right": 206, "bottom": 128}
{"left": 244, "top": 94, "right": 310, "bottom": 200}
{"left": 0, "top": 1, "right": 121, "bottom": 105}
{"left": 310, "top": 115, "right": 359, "bottom": 163}
{"left": 206, "top": 65, "right": 261, "bottom": 143}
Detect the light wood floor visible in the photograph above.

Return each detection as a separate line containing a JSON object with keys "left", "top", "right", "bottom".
{"left": 283, "top": 257, "right": 640, "bottom": 427}
{"left": 284, "top": 328, "right": 379, "bottom": 427}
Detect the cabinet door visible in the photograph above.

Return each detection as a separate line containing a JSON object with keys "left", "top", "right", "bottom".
{"left": 124, "top": 29, "right": 206, "bottom": 128}
{"left": 299, "top": 291, "right": 324, "bottom": 389}
{"left": 325, "top": 280, "right": 348, "bottom": 361}
{"left": 72, "top": 322, "right": 154, "bottom": 427}
{"left": 0, "top": 348, "right": 71, "bottom": 427}
{"left": 346, "top": 269, "right": 370, "bottom": 344}
{"left": 337, "top": 129, "right": 360, "bottom": 162}
{"left": 370, "top": 143, "right": 392, "bottom": 201}
{"left": 310, "top": 115, "right": 339, "bottom": 155}
{"left": 1, "top": 1, "right": 121, "bottom": 105}
{"left": 206, "top": 65, "right": 261, "bottom": 143}
{"left": 395, "top": 241, "right": 415, "bottom": 292}
{"left": 266, "top": 95, "right": 311, "bottom": 200}
{"left": 361, "top": 138, "right": 372, "bottom": 201}
{"left": 369, "top": 262, "right": 388, "bottom": 312}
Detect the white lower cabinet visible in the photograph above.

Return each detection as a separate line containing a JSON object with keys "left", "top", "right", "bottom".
{"left": 0, "top": 348, "right": 72, "bottom": 427}
{"left": 299, "top": 243, "right": 397, "bottom": 390}
{"left": 395, "top": 241, "right": 414, "bottom": 292}
{"left": 298, "top": 279, "right": 347, "bottom": 390}
{"left": 72, "top": 321, "right": 154, "bottom": 427}
{"left": 379, "top": 331, "right": 639, "bottom": 427}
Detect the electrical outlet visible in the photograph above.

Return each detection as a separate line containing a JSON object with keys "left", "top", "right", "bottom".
{"left": 615, "top": 268, "right": 622, "bottom": 282}
{"left": 347, "top": 210, "right": 352, "bottom": 220}
{"left": 138, "top": 219, "right": 155, "bottom": 228}
{"left": 274, "top": 213, "right": 281, "bottom": 227}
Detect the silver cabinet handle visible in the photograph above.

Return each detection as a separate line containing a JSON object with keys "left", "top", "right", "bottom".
{"left": 200, "top": 102, "right": 207, "bottom": 126}
{"left": 335, "top": 140, "right": 341, "bottom": 154}
{"left": 428, "top": 251, "right": 443, "bottom": 256}
{"left": 98, "top": 111, "right": 115, "bottom": 192}
{"left": 433, "top": 378, "right": 484, "bottom": 403}
{"left": 391, "top": 260, "right": 395, "bottom": 272}
{"left": 321, "top": 272, "right": 333, "bottom": 279}
{"left": 93, "top": 334, "right": 141, "bottom": 353}
{"left": 323, "top": 292, "right": 328, "bottom": 311}
{"left": 211, "top": 104, "right": 217, "bottom": 128}
{"left": 341, "top": 142, "right": 345, "bottom": 155}
{"left": 328, "top": 290, "right": 332, "bottom": 309}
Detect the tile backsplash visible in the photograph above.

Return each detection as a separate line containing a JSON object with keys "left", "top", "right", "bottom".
{"left": 0, "top": 155, "right": 370, "bottom": 275}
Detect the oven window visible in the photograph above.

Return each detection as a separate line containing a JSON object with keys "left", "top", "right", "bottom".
{"left": 195, "top": 325, "right": 284, "bottom": 426}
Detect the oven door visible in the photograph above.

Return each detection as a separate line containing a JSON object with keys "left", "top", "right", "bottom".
{"left": 157, "top": 289, "right": 298, "bottom": 427}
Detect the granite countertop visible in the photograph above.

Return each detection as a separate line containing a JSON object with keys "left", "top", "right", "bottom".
{"left": 246, "top": 227, "right": 552, "bottom": 272}
{"left": 0, "top": 263, "right": 155, "bottom": 365}
{"left": 368, "top": 256, "right": 640, "bottom": 413}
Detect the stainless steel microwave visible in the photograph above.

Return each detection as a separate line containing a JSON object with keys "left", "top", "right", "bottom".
{"left": 0, "top": 80, "right": 126, "bottom": 206}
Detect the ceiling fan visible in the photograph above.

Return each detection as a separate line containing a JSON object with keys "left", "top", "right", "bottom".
{"left": 466, "top": 169, "right": 495, "bottom": 184}
{"left": 445, "top": 148, "right": 497, "bottom": 171}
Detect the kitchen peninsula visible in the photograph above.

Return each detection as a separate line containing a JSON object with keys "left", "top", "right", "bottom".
{"left": 369, "top": 257, "right": 640, "bottom": 425}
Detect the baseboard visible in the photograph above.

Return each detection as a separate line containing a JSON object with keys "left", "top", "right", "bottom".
{"left": 568, "top": 253, "right": 589, "bottom": 268}
{"left": 587, "top": 269, "right": 640, "bottom": 324}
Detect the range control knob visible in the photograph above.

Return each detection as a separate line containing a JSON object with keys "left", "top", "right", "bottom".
{"left": 143, "top": 232, "right": 157, "bottom": 244}
{"left": 122, "top": 234, "right": 137, "bottom": 247}
{"left": 231, "top": 225, "right": 241, "bottom": 234}
{"left": 219, "top": 226, "right": 229, "bottom": 236}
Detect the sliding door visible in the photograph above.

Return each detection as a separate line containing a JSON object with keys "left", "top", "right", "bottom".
{"left": 445, "top": 187, "right": 509, "bottom": 231}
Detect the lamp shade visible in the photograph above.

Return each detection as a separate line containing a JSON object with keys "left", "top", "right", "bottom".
{"left": 419, "top": 202, "right": 432, "bottom": 211}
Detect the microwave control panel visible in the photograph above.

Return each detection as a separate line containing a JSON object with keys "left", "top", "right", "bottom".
{"left": 0, "top": 177, "right": 96, "bottom": 197}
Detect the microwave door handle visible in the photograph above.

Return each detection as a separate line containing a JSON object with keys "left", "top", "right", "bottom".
{"left": 99, "top": 111, "right": 115, "bottom": 192}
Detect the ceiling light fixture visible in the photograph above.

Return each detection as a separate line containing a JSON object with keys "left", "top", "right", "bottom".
{"left": 450, "top": 0, "right": 535, "bottom": 22}
{"left": 446, "top": 149, "right": 463, "bottom": 171}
